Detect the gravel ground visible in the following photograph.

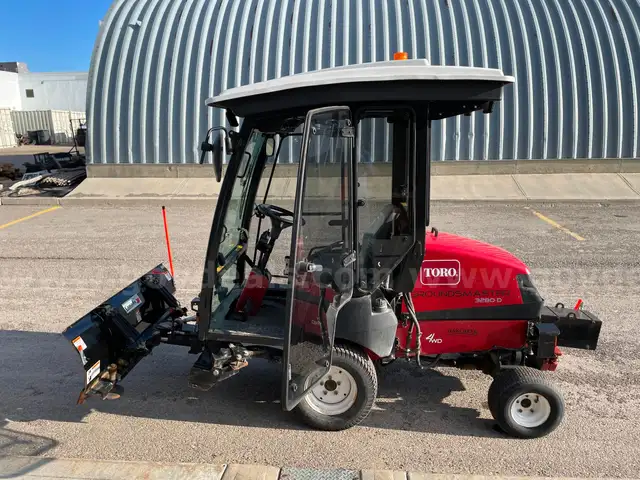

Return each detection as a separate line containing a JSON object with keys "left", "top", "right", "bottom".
{"left": 0, "top": 202, "right": 638, "bottom": 478}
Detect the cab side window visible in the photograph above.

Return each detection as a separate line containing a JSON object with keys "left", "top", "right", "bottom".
{"left": 356, "top": 110, "right": 415, "bottom": 291}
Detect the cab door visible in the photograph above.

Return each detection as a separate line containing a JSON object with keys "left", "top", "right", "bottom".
{"left": 282, "top": 107, "right": 355, "bottom": 410}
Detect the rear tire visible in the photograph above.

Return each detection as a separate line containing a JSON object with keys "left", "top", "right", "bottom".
{"left": 295, "top": 344, "right": 377, "bottom": 431}
{"left": 488, "top": 367, "right": 565, "bottom": 439}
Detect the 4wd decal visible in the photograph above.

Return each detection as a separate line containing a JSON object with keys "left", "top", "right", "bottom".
{"left": 424, "top": 333, "right": 443, "bottom": 344}
{"left": 420, "top": 260, "right": 460, "bottom": 286}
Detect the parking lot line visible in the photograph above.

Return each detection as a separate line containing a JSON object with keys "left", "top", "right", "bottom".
{"left": 0, "top": 206, "right": 61, "bottom": 231}
{"left": 527, "top": 208, "right": 585, "bottom": 241}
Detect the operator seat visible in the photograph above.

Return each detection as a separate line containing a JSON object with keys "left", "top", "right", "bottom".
{"left": 370, "top": 202, "right": 411, "bottom": 239}
{"left": 359, "top": 202, "right": 411, "bottom": 290}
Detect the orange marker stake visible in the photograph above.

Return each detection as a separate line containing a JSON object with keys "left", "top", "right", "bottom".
{"left": 574, "top": 299, "right": 583, "bottom": 310}
{"left": 162, "top": 206, "right": 175, "bottom": 278}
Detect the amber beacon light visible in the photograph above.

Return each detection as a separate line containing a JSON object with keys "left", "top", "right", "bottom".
{"left": 393, "top": 52, "right": 409, "bottom": 60}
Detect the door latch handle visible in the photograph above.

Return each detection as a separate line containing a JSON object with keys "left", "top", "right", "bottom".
{"left": 297, "top": 262, "right": 323, "bottom": 274}
{"left": 342, "top": 251, "right": 356, "bottom": 267}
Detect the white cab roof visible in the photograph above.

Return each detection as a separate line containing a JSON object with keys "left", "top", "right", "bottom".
{"left": 206, "top": 59, "right": 515, "bottom": 107}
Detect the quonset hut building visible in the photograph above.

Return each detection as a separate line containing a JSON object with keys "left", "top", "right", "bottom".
{"left": 87, "top": 0, "right": 640, "bottom": 165}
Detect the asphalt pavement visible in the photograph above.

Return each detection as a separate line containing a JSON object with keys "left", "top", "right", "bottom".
{"left": 0, "top": 202, "right": 639, "bottom": 478}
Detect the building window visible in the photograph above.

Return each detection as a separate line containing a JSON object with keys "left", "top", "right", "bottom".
{"left": 25, "top": 89, "right": 34, "bottom": 98}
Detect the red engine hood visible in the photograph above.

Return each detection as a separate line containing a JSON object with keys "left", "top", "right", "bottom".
{"left": 424, "top": 231, "right": 530, "bottom": 274}
{"left": 408, "top": 231, "right": 535, "bottom": 315}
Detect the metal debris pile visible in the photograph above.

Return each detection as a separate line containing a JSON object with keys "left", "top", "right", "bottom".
{"left": 0, "top": 163, "right": 20, "bottom": 181}
{"left": 0, "top": 151, "right": 87, "bottom": 198}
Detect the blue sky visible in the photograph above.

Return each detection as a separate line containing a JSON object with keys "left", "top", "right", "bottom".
{"left": 0, "top": 0, "right": 112, "bottom": 72}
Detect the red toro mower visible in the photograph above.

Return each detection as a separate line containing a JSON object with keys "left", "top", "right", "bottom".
{"left": 63, "top": 58, "right": 602, "bottom": 439}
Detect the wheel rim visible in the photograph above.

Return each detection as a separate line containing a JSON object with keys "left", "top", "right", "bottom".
{"left": 509, "top": 392, "right": 552, "bottom": 428}
{"left": 304, "top": 366, "right": 358, "bottom": 416}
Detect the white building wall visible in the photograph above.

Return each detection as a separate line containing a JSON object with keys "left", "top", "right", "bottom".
{"left": 18, "top": 72, "right": 88, "bottom": 112}
{"left": 0, "top": 71, "right": 22, "bottom": 110}
{"left": 0, "top": 108, "right": 16, "bottom": 148}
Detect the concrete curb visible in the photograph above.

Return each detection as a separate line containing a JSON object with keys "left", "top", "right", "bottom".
{"left": 3, "top": 196, "right": 640, "bottom": 207}
{"left": 56, "top": 172, "right": 640, "bottom": 203}
{"left": 86, "top": 159, "right": 640, "bottom": 178}
{"left": 0, "top": 456, "right": 617, "bottom": 480}
{"left": 2, "top": 172, "right": 640, "bottom": 206}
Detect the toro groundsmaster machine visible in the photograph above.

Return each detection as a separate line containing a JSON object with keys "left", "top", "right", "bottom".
{"left": 64, "top": 58, "right": 602, "bottom": 439}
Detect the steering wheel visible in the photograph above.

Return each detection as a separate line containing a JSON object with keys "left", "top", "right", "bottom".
{"left": 255, "top": 204, "right": 304, "bottom": 228}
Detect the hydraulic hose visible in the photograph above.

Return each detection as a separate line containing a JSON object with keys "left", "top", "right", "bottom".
{"left": 403, "top": 293, "right": 422, "bottom": 369}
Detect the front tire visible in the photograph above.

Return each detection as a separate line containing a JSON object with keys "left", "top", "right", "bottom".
{"left": 488, "top": 367, "right": 565, "bottom": 439}
{"left": 295, "top": 344, "right": 377, "bottom": 431}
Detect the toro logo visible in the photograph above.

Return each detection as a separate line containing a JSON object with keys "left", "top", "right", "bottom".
{"left": 420, "top": 259, "right": 461, "bottom": 286}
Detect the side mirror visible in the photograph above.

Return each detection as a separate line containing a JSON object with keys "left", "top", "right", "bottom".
{"left": 211, "top": 131, "right": 224, "bottom": 182}
{"left": 200, "top": 131, "right": 225, "bottom": 182}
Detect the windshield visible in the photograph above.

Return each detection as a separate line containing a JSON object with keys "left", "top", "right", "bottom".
{"left": 208, "top": 116, "right": 305, "bottom": 328}
{"left": 218, "top": 130, "right": 266, "bottom": 259}
{"left": 210, "top": 128, "right": 271, "bottom": 318}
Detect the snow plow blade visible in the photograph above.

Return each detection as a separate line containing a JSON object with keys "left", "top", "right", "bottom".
{"left": 62, "top": 264, "right": 185, "bottom": 402}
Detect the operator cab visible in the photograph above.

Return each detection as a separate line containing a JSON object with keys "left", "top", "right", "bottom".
{"left": 197, "top": 58, "right": 514, "bottom": 408}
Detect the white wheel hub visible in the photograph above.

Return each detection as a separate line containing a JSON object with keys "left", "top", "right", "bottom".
{"left": 509, "top": 392, "right": 552, "bottom": 428}
{"left": 304, "top": 366, "right": 358, "bottom": 416}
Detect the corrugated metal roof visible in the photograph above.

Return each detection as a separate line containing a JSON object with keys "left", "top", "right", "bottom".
{"left": 88, "top": 0, "right": 640, "bottom": 164}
